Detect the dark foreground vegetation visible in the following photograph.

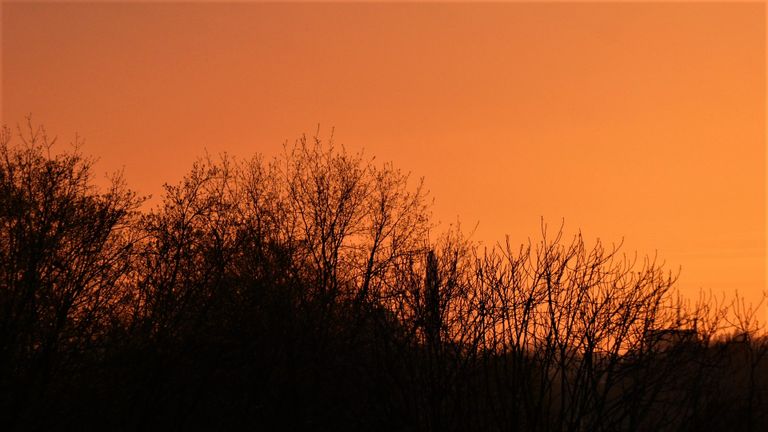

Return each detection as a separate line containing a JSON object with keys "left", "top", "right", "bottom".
{"left": 1, "top": 121, "right": 766, "bottom": 431}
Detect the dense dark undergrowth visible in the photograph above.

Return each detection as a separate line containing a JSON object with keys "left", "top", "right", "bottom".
{"left": 1, "top": 122, "right": 766, "bottom": 431}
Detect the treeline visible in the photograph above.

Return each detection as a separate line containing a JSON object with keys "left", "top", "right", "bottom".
{"left": 1, "top": 122, "right": 766, "bottom": 431}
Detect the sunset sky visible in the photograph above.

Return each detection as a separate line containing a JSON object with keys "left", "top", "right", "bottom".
{"left": 2, "top": 2, "right": 765, "bottom": 311}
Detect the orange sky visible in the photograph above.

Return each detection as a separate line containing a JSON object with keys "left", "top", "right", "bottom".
{"left": 2, "top": 2, "right": 765, "bottom": 311}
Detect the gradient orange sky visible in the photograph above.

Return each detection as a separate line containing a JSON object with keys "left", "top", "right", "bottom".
{"left": 2, "top": 2, "right": 765, "bottom": 311}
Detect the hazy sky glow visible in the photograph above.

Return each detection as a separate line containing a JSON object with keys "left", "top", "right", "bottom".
{"left": 2, "top": 2, "right": 765, "bottom": 308}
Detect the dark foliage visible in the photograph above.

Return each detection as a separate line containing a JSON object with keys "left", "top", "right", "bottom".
{"left": 1, "top": 121, "right": 766, "bottom": 431}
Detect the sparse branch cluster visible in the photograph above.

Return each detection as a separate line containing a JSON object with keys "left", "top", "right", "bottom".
{"left": 0, "top": 121, "right": 766, "bottom": 431}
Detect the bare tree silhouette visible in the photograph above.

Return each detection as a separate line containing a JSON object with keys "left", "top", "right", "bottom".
{"left": 0, "top": 120, "right": 766, "bottom": 431}
{"left": 0, "top": 120, "right": 144, "bottom": 428}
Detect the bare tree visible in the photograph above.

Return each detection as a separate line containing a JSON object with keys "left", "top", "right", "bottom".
{"left": 0, "top": 120, "right": 143, "bottom": 427}
{"left": 3, "top": 121, "right": 767, "bottom": 431}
